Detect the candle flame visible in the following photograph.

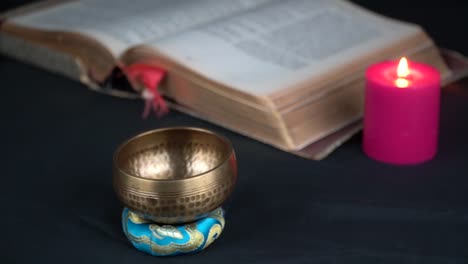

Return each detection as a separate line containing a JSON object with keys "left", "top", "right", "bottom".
{"left": 396, "top": 57, "right": 410, "bottom": 88}
{"left": 397, "top": 57, "right": 410, "bottom": 78}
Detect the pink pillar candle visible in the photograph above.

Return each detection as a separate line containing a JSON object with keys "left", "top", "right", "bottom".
{"left": 363, "top": 58, "right": 441, "bottom": 165}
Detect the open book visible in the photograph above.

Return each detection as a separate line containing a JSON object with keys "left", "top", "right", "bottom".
{"left": 0, "top": 0, "right": 454, "bottom": 159}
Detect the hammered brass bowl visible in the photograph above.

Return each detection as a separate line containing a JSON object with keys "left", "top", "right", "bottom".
{"left": 113, "top": 127, "right": 237, "bottom": 224}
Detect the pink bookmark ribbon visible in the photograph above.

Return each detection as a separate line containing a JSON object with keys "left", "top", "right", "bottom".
{"left": 122, "top": 63, "right": 167, "bottom": 118}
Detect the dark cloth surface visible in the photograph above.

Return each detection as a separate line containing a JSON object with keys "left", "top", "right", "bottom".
{"left": 1, "top": 1, "right": 468, "bottom": 263}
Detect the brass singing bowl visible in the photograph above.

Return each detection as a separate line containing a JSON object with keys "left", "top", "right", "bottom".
{"left": 113, "top": 127, "right": 237, "bottom": 224}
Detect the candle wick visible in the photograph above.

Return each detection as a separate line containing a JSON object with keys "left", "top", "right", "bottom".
{"left": 395, "top": 78, "right": 409, "bottom": 88}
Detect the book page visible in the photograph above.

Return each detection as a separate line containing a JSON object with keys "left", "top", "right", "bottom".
{"left": 149, "top": 0, "right": 422, "bottom": 95}
{"left": 10, "top": 0, "right": 273, "bottom": 56}
{"left": 11, "top": 0, "right": 423, "bottom": 96}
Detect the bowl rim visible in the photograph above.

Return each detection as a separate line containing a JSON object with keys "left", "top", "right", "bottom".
{"left": 113, "top": 126, "right": 234, "bottom": 183}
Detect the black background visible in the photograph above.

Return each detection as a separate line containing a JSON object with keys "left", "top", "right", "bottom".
{"left": 1, "top": 1, "right": 468, "bottom": 263}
